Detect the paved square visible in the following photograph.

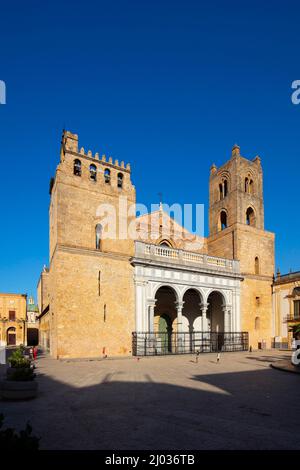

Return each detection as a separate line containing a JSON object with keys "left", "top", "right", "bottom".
{"left": 0, "top": 350, "right": 299, "bottom": 449}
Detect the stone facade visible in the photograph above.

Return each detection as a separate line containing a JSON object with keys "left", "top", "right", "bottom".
{"left": 0, "top": 293, "right": 27, "bottom": 346}
{"left": 41, "top": 131, "right": 275, "bottom": 358}
{"left": 272, "top": 270, "right": 300, "bottom": 347}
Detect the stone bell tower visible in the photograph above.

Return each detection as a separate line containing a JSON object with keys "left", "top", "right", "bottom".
{"left": 209, "top": 144, "right": 264, "bottom": 237}
{"left": 207, "top": 144, "right": 275, "bottom": 349}
{"left": 47, "top": 130, "right": 136, "bottom": 359}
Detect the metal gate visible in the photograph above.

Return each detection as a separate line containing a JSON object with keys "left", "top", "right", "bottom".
{"left": 132, "top": 331, "right": 249, "bottom": 356}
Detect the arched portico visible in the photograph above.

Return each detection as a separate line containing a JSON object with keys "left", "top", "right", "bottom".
{"left": 154, "top": 285, "right": 178, "bottom": 332}
{"left": 182, "top": 288, "right": 203, "bottom": 332}
{"left": 132, "top": 243, "right": 244, "bottom": 354}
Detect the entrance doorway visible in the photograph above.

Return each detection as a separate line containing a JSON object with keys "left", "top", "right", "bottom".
{"left": 7, "top": 327, "right": 16, "bottom": 346}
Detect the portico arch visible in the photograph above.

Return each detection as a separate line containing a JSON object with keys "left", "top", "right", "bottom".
{"left": 207, "top": 290, "right": 226, "bottom": 332}
{"left": 154, "top": 285, "right": 178, "bottom": 330}
{"left": 182, "top": 288, "right": 203, "bottom": 333}
{"left": 154, "top": 285, "right": 178, "bottom": 353}
{"left": 153, "top": 283, "right": 180, "bottom": 302}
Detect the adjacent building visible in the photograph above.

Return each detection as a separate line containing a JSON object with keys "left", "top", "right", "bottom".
{"left": 26, "top": 296, "right": 39, "bottom": 346}
{"left": 37, "top": 266, "right": 50, "bottom": 351}
{"left": 272, "top": 270, "right": 300, "bottom": 348}
{"left": 0, "top": 293, "right": 27, "bottom": 346}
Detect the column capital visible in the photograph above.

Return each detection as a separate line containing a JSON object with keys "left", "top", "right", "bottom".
{"left": 175, "top": 300, "right": 185, "bottom": 309}
{"left": 134, "top": 279, "right": 147, "bottom": 287}
{"left": 147, "top": 299, "right": 156, "bottom": 308}
{"left": 222, "top": 304, "right": 231, "bottom": 313}
{"left": 200, "top": 302, "right": 209, "bottom": 311}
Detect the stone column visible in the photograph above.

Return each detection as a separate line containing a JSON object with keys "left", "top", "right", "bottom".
{"left": 200, "top": 303, "right": 209, "bottom": 331}
{"left": 175, "top": 300, "right": 184, "bottom": 352}
{"left": 223, "top": 305, "right": 232, "bottom": 333}
{"left": 147, "top": 299, "right": 156, "bottom": 333}
{"left": 134, "top": 280, "right": 146, "bottom": 332}
{"left": 175, "top": 300, "right": 184, "bottom": 333}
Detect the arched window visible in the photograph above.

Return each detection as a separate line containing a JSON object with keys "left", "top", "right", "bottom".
{"left": 246, "top": 207, "right": 255, "bottom": 226}
{"left": 159, "top": 239, "right": 172, "bottom": 248}
{"left": 224, "top": 179, "right": 228, "bottom": 197}
{"left": 117, "top": 173, "right": 123, "bottom": 188}
{"left": 245, "top": 177, "right": 254, "bottom": 194}
{"left": 255, "top": 316, "right": 260, "bottom": 330}
{"left": 219, "top": 183, "right": 223, "bottom": 200}
{"left": 220, "top": 210, "right": 227, "bottom": 230}
{"left": 104, "top": 168, "right": 111, "bottom": 184}
{"left": 219, "top": 180, "right": 228, "bottom": 200}
{"left": 249, "top": 179, "right": 254, "bottom": 194}
{"left": 95, "top": 224, "right": 102, "bottom": 250}
{"left": 294, "top": 300, "right": 300, "bottom": 320}
{"left": 74, "top": 159, "right": 81, "bottom": 176}
{"left": 7, "top": 327, "right": 16, "bottom": 346}
{"left": 255, "top": 256, "right": 260, "bottom": 274}
{"left": 89, "top": 164, "right": 97, "bottom": 181}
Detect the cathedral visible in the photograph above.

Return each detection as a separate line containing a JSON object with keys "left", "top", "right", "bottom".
{"left": 38, "top": 131, "right": 275, "bottom": 359}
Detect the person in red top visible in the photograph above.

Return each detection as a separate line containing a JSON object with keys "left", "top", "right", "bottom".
{"left": 33, "top": 346, "right": 38, "bottom": 360}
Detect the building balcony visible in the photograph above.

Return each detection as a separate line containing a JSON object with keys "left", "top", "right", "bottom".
{"left": 133, "top": 241, "right": 240, "bottom": 275}
{"left": 284, "top": 314, "right": 300, "bottom": 323}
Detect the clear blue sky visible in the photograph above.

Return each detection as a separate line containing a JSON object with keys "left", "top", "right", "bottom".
{"left": 0, "top": 0, "right": 300, "bottom": 300}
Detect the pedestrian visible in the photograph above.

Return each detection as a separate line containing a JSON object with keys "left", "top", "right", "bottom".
{"left": 33, "top": 345, "right": 38, "bottom": 360}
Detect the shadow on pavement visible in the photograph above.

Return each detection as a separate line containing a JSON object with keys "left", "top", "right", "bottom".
{"left": 1, "top": 355, "right": 300, "bottom": 450}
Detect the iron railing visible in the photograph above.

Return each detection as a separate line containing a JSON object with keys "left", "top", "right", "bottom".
{"left": 271, "top": 341, "right": 289, "bottom": 350}
{"left": 132, "top": 331, "right": 249, "bottom": 356}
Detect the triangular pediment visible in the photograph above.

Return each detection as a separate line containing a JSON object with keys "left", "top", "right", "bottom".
{"left": 135, "top": 209, "right": 206, "bottom": 253}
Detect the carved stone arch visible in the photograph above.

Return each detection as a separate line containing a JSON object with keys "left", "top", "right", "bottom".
{"left": 181, "top": 285, "right": 205, "bottom": 303}
{"left": 206, "top": 288, "right": 226, "bottom": 303}
{"left": 218, "top": 171, "right": 231, "bottom": 200}
{"left": 219, "top": 170, "right": 231, "bottom": 186}
{"left": 153, "top": 283, "right": 180, "bottom": 302}
{"left": 243, "top": 168, "right": 257, "bottom": 193}
{"left": 218, "top": 208, "right": 228, "bottom": 231}
{"left": 157, "top": 237, "right": 175, "bottom": 248}
{"left": 246, "top": 205, "right": 256, "bottom": 226}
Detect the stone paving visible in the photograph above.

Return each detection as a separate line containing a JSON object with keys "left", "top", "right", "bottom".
{"left": 0, "top": 350, "right": 299, "bottom": 450}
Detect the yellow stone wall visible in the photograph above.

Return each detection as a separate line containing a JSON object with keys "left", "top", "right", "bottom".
{"left": 37, "top": 270, "right": 50, "bottom": 313}
{"left": 0, "top": 293, "right": 27, "bottom": 345}
{"left": 39, "top": 311, "right": 50, "bottom": 351}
